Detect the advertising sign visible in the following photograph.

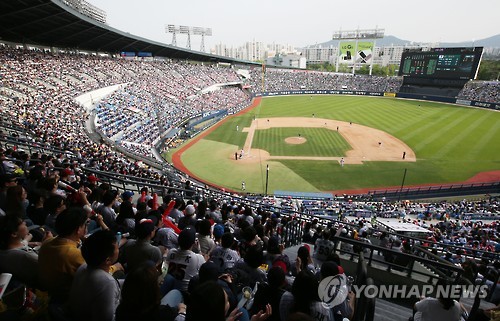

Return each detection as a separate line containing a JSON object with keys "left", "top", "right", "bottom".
{"left": 339, "top": 41, "right": 374, "bottom": 64}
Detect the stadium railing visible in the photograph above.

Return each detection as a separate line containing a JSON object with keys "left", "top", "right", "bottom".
{"left": 0, "top": 136, "right": 75, "bottom": 159}
{"left": 368, "top": 183, "right": 500, "bottom": 201}
{"left": 333, "top": 235, "right": 465, "bottom": 284}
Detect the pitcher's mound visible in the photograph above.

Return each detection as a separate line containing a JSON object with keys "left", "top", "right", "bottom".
{"left": 285, "top": 136, "right": 306, "bottom": 144}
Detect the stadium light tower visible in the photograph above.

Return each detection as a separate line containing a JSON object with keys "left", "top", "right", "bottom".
{"left": 179, "top": 26, "right": 192, "bottom": 49}
{"left": 193, "top": 27, "right": 212, "bottom": 52}
{"left": 332, "top": 27, "right": 385, "bottom": 75}
{"left": 166, "top": 24, "right": 212, "bottom": 51}
{"left": 166, "top": 25, "right": 180, "bottom": 46}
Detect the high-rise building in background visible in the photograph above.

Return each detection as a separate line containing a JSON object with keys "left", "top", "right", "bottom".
{"left": 212, "top": 40, "right": 301, "bottom": 65}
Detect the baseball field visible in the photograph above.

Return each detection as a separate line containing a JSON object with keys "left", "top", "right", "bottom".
{"left": 170, "top": 95, "right": 500, "bottom": 194}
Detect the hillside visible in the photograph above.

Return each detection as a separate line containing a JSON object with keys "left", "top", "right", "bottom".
{"left": 304, "top": 34, "right": 500, "bottom": 48}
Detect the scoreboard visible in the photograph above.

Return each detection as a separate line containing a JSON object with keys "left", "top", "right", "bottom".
{"left": 398, "top": 47, "right": 483, "bottom": 80}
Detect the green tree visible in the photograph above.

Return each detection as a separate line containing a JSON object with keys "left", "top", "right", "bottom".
{"left": 476, "top": 60, "right": 500, "bottom": 80}
{"left": 356, "top": 65, "right": 370, "bottom": 75}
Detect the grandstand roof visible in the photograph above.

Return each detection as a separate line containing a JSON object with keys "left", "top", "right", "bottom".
{"left": 0, "top": 0, "right": 254, "bottom": 64}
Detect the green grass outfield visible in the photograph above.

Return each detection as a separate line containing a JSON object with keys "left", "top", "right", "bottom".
{"left": 173, "top": 95, "right": 500, "bottom": 194}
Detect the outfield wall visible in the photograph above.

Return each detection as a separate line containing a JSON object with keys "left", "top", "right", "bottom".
{"left": 455, "top": 99, "right": 500, "bottom": 111}
{"left": 254, "top": 90, "right": 384, "bottom": 97}
{"left": 252, "top": 90, "right": 500, "bottom": 111}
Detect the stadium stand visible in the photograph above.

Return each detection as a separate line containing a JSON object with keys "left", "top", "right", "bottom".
{"left": 458, "top": 81, "right": 500, "bottom": 103}
{"left": 246, "top": 68, "right": 403, "bottom": 93}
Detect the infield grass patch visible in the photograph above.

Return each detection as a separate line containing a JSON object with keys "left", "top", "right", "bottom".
{"left": 180, "top": 139, "right": 319, "bottom": 192}
{"left": 252, "top": 127, "right": 350, "bottom": 156}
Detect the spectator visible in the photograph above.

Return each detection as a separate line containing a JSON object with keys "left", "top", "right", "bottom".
{"left": 0, "top": 174, "right": 18, "bottom": 213}
{"left": 0, "top": 215, "right": 42, "bottom": 287}
{"left": 178, "top": 204, "right": 196, "bottom": 230}
{"left": 279, "top": 270, "right": 332, "bottom": 321}
{"left": 197, "top": 219, "right": 216, "bottom": 255}
{"left": 210, "top": 232, "right": 241, "bottom": 273}
{"left": 43, "top": 194, "right": 67, "bottom": 234}
{"left": 37, "top": 207, "right": 88, "bottom": 302}
{"left": 26, "top": 190, "right": 47, "bottom": 226}
{"left": 413, "top": 284, "right": 462, "bottom": 321}
{"left": 319, "top": 261, "right": 354, "bottom": 320}
{"left": 67, "top": 230, "right": 121, "bottom": 321}
{"left": 209, "top": 200, "right": 223, "bottom": 223}
{"left": 162, "top": 227, "right": 206, "bottom": 294}
{"left": 117, "top": 191, "right": 136, "bottom": 233}
{"left": 313, "top": 229, "right": 335, "bottom": 267}
{"left": 250, "top": 266, "right": 287, "bottom": 321}
{"left": 183, "top": 281, "right": 271, "bottom": 321}
{"left": 264, "top": 235, "right": 291, "bottom": 274}
{"left": 292, "top": 245, "right": 315, "bottom": 276}
{"left": 4, "top": 185, "right": 29, "bottom": 220}
{"left": 187, "top": 260, "right": 238, "bottom": 311}
{"left": 98, "top": 190, "right": 120, "bottom": 232}
{"left": 119, "top": 218, "right": 162, "bottom": 273}
{"left": 169, "top": 198, "right": 185, "bottom": 223}
{"left": 232, "top": 245, "right": 268, "bottom": 288}
{"left": 154, "top": 222, "right": 179, "bottom": 251}
{"left": 239, "top": 226, "right": 262, "bottom": 259}
{"left": 116, "top": 261, "right": 182, "bottom": 321}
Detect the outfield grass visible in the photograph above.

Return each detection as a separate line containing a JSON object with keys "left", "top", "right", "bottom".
{"left": 176, "top": 95, "right": 500, "bottom": 193}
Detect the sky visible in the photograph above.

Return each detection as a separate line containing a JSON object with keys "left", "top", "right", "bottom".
{"left": 90, "top": 0, "right": 500, "bottom": 52}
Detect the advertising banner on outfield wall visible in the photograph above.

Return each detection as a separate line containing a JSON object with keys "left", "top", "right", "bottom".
{"left": 456, "top": 98, "right": 500, "bottom": 110}
{"left": 254, "top": 90, "right": 384, "bottom": 97}
{"left": 470, "top": 101, "right": 500, "bottom": 110}
{"left": 338, "top": 41, "right": 374, "bottom": 64}
{"left": 456, "top": 99, "right": 471, "bottom": 106}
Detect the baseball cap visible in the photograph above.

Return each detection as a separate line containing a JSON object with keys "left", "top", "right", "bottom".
{"left": 272, "top": 260, "right": 288, "bottom": 274}
{"left": 320, "top": 261, "right": 340, "bottom": 278}
{"left": 178, "top": 227, "right": 196, "bottom": 249}
{"left": 62, "top": 168, "right": 74, "bottom": 176}
{"left": 121, "top": 191, "right": 134, "bottom": 200}
{"left": 185, "top": 204, "right": 195, "bottom": 216}
{"left": 87, "top": 175, "right": 100, "bottom": 183}
{"left": 213, "top": 224, "right": 224, "bottom": 238}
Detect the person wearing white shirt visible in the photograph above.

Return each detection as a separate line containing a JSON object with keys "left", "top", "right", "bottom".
{"left": 413, "top": 296, "right": 462, "bottom": 321}
{"left": 163, "top": 227, "right": 206, "bottom": 293}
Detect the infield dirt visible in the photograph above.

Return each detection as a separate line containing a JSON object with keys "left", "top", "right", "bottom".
{"left": 236, "top": 117, "right": 416, "bottom": 165}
